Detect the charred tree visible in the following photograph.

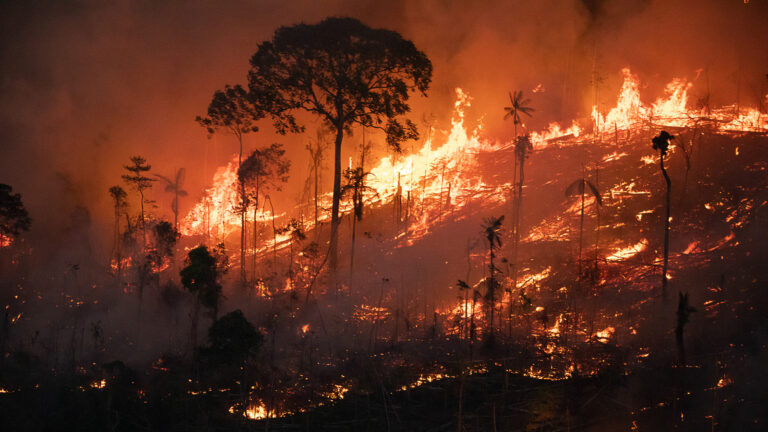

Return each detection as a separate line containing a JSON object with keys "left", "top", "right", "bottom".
{"left": 652, "top": 131, "right": 674, "bottom": 298}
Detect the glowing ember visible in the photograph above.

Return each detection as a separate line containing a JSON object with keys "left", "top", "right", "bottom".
{"left": 716, "top": 375, "right": 733, "bottom": 389}
{"left": 353, "top": 304, "right": 390, "bottom": 321}
{"left": 243, "top": 404, "right": 270, "bottom": 420}
{"left": 593, "top": 326, "right": 615, "bottom": 342}
{"left": 606, "top": 241, "right": 647, "bottom": 261}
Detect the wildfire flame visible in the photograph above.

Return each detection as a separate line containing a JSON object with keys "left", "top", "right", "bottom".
{"left": 181, "top": 68, "right": 766, "bottom": 281}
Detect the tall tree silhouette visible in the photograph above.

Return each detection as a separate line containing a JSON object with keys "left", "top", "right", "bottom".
{"left": 652, "top": 130, "right": 674, "bottom": 298}
{"left": 155, "top": 168, "right": 187, "bottom": 231}
{"left": 482, "top": 215, "right": 504, "bottom": 339}
{"left": 248, "top": 17, "right": 432, "bottom": 280}
{"left": 238, "top": 143, "right": 290, "bottom": 281}
{"left": 504, "top": 91, "right": 534, "bottom": 298}
{"left": 565, "top": 177, "right": 602, "bottom": 280}
{"left": 197, "top": 84, "right": 264, "bottom": 283}
{"left": 512, "top": 135, "right": 533, "bottom": 294}
{"left": 122, "top": 156, "right": 156, "bottom": 247}
{"left": 108, "top": 186, "right": 128, "bottom": 269}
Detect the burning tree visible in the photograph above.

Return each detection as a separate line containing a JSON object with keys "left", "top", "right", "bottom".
{"left": 651, "top": 130, "right": 673, "bottom": 297}
{"left": 237, "top": 143, "right": 290, "bottom": 280}
{"left": 248, "top": 16, "right": 432, "bottom": 278}
{"left": 197, "top": 84, "right": 264, "bottom": 283}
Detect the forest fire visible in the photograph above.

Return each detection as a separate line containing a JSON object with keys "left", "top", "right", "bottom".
{"left": 3, "top": 1, "right": 768, "bottom": 430}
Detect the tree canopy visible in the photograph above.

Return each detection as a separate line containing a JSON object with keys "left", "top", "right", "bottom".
{"left": 180, "top": 246, "right": 222, "bottom": 312}
{"left": 196, "top": 84, "right": 263, "bottom": 139}
{"left": 237, "top": 143, "right": 291, "bottom": 203}
{"left": 200, "top": 309, "right": 262, "bottom": 365}
{"left": 122, "top": 156, "right": 155, "bottom": 193}
{"left": 248, "top": 16, "right": 432, "bottom": 151}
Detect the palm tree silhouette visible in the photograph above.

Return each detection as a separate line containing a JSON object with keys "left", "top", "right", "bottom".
{"left": 504, "top": 90, "right": 535, "bottom": 139}
{"left": 482, "top": 215, "right": 504, "bottom": 338}
{"left": 155, "top": 168, "right": 187, "bottom": 231}
{"left": 565, "top": 176, "right": 602, "bottom": 281}
{"left": 504, "top": 91, "right": 534, "bottom": 305}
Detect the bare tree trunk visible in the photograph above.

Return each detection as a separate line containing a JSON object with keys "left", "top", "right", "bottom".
{"left": 488, "top": 244, "right": 495, "bottom": 336}
{"left": 513, "top": 152, "right": 525, "bottom": 295}
{"left": 114, "top": 204, "right": 121, "bottom": 270}
{"left": 349, "top": 212, "right": 357, "bottom": 290}
{"left": 173, "top": 189, "right": 179, "bottom": 231}
{"left": 661, "top": 155, "right": 671, "bottom": 299}
{"left": 265, "top": 196, "right": 277, "bottom": 268}
{"left": 329, "top": 122, "right": 343, "bottom": 287}
{"left": 191, "top": 297, "right": 200, "bottom": 356}
{"left": 314, "top": 152, "right": 319, "bottom": 231}
{"left": 252, "top": 178, "right": 260, "bottom": 283}
{"left": 252, "top": 205, "right": 258, "bottom": 281}
{"left": 139, "top": 189, "right": 146, "bottom": 250}
{"left": 578, "top": 184, "right": 585, "bottom": 280}
{"left": 238, "top": 133, "right": 246, "bottom": 284}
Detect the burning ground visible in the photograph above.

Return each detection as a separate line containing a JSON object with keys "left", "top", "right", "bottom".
{"left": 2, "top": 2, "right": 768, "bottom": 431}
{"left": 3, "top": 66, "right": 768, "bottom": 430}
